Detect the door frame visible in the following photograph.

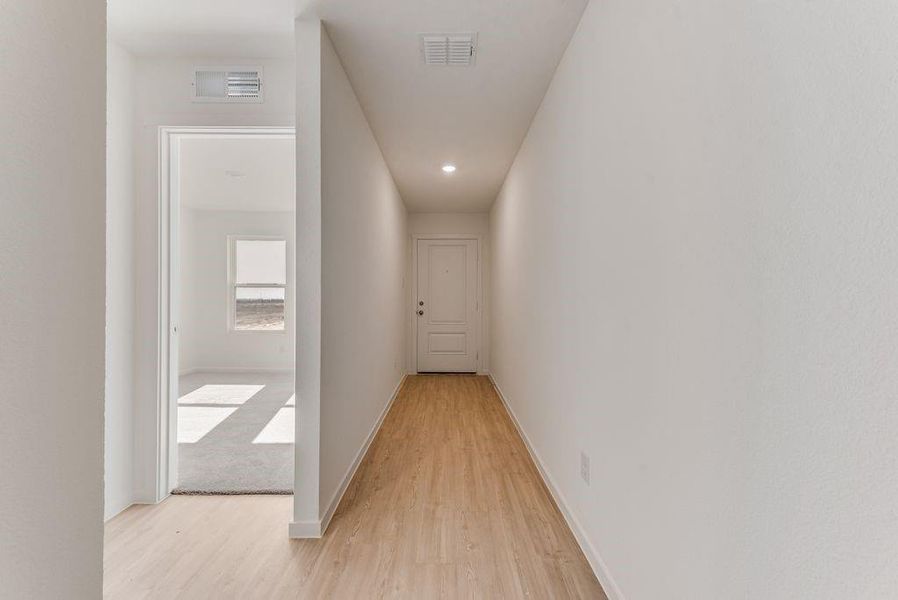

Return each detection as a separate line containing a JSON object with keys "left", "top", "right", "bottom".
{"left": 155, "top": 125, "right": 295, "bottom": 501}
{"left": 410, "top": 234, "right": 483, "bottom": 374}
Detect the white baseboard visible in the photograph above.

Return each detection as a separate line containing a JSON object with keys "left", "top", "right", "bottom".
{"left": 103, "top": 501, "right": 134, "bottom": 523}
{"left": 179, "top": 366, "right": 293, "bottom": 377}
{"left": 488, "top": 374, "right": 626, "bottom": 600}
{"left": 131, "top": 486, "right": 161, "bottom": 506}
{"left": 319, "top": 373, "right": 407, "bottom": 534}
{"left": 288, "top": 519, "right": 322, "bottom": 538}
{"left": 289, "top": 374, "right": 408, "bottom": 539}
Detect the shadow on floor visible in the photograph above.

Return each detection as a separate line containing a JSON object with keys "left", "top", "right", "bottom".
{"left": 175, "top": 371, "right": 294, "bottom": 494}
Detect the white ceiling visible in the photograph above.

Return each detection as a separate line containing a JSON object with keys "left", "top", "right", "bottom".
{"left": 179, "top": 137, "right": 295, "bottom": 212}
{"left": 314, "top": 0, "right": 588, "bottom": 212}
{"left": 107, "top": 1, "right": 296, "bottom": 58}
{"left": 109, "top": 0, "right": 589, "bottom": 212}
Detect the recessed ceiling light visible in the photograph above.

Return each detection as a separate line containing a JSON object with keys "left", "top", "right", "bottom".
{"left": 442, "top": 164, "right": 456, "bottom": 174}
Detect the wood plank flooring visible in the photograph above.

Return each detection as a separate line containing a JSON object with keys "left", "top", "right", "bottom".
{"left": 104, "top": 375, "right": 606, "bottom": 599}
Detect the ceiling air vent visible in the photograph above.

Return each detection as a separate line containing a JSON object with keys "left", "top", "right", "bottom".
{"left": 192, "top": 67, "right": 264, "bottom": 103}
{"left": 420, "top": 33, "right": 477, "bottom": 66}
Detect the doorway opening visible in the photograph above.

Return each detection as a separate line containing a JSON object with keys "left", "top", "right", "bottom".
{"left": 157, "top": 127, "right": 296, "bottom": 497}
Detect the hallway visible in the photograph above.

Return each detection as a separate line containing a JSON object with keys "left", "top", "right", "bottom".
{"left": 104, "top": 375, "right": 606, "bottom": 598}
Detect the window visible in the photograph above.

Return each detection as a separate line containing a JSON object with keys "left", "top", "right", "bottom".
{"left": 229, "top": 238, "right": 287, "bottom": 331}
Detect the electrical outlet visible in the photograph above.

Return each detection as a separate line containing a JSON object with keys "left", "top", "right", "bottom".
{"left": 580, "top": 451, "right": 590, "bottom": 486}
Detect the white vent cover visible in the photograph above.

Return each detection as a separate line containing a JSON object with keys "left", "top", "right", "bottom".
{"left": 420, "top": 34, "right": 477, "bottom": 66}
{"left": 192, "top": 67, "right": 263, "bottom": 103}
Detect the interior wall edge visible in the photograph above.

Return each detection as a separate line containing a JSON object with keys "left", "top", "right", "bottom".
{"left": 488, "top": 374, "right": 626, "bottom": 600}
{"left": 318, "top": 374, "right": 408, "bottom": 537}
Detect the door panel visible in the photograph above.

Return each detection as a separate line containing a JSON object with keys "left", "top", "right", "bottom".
{"left": 428, "top": 332, "right": 467, "bottom": 354}
{"left": 428, "top": 246, "right": 467, "bottom": 323}
{"left": 416, "top": 239, "right": 478, "bottom": 372}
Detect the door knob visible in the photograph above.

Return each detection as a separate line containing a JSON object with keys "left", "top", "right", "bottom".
{"left": 419, "top": 301, "right": 424, "bottom": 306}
{"left": 417, "top": 310, "right": 424, "bottom": 316}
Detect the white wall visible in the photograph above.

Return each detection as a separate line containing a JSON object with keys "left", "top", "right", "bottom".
{"left": 132, "top": 56, "right": 294, "bottom": 502}
{"left": 293, "top": 20, "right": 408, "bottom": 533}
{"left": 105, "top": 40, "right": 138, "bottom": 521}
{"left": 293, "top": 19, "right": 323, "bottom": 530}
{"left": 491, "top": 1, "right": 898, "bottom": 598}
{"left": 0, "top": 1, "right": 105, "bottom": 596}
{"left": 407, "top": 213, "right": 490, "bottom": 374}
{"left": 319, "top": 26, "right": 408, "bottom": 516}
{"left": 179, "top": 208, "right": 295, "bottom": 373}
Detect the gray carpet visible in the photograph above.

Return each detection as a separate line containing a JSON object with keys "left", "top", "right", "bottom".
{"left": 174, "top": 371, "right": 294, "bottom": 495}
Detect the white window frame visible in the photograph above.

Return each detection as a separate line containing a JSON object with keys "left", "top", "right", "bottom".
{"left": 227, "top": 234, "right": 288, "bottom": 334}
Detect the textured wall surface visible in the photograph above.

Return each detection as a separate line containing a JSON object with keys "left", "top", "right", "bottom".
{"left": 491, "top": 0, "right": 898, "bottom": 597}
{"left": 179, "top": 209, "right": 295, "bottom": 373}
{"left": 0, "top": 1, "right": 106, "bottom": 596}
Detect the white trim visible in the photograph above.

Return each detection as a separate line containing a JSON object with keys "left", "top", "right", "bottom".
{"left": 157, "top": 126, "right": 296, "bottom": 501}
{"left": 290, "top": 374, "right": 408, "bottom": 539}
{"left": 179, "top": 367, "right": 293, "bottom": 377}
{"left": 488, "top": 374, "right": 626, "bottom": 600}
{"left": 288, "top": 520, "right": 322, "bottom": 538}
{"left": 103, "top": 502, "right": 134, "bottom": 524}
{"left": 410, "top": 234, "right": 483, "bottom": 374}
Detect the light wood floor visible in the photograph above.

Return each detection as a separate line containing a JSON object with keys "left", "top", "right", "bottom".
{"left": 104, "top": 375, "right": 606, "bottom": 599}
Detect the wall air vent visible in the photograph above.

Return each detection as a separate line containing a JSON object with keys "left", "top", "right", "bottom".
{"left": 192, "top": 67, "right": 264, "bottom": 103}
{"left": 420, "top": 33, "right": 477, "bottom": 66}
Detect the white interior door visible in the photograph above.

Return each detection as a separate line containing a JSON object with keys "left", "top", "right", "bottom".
{"left": 416, "top": 238, "right": 478, "bottom": 373}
